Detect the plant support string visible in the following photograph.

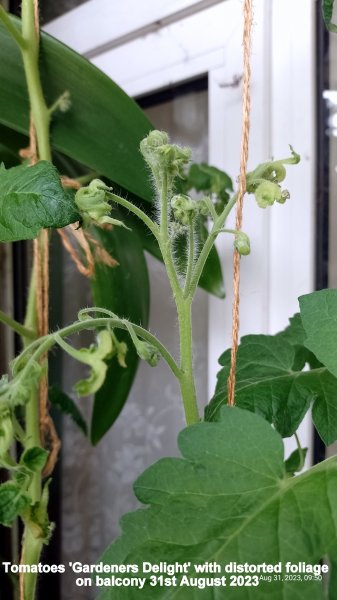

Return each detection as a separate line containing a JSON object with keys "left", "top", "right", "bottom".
{"left": 227, "top": 0, "right": 253, "bottom": 407}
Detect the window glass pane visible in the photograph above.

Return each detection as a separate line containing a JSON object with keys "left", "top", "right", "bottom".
{"left": 40, "top": 0, "right": 87, "bottom": 23}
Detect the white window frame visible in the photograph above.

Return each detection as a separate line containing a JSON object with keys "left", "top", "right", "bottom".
{"left": 45, "top": 0, "right": 316, "bottom": 461}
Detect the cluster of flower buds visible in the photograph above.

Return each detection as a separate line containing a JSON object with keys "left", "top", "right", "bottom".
{"left": 140, "top": 130, "right": 191, "bottom": 182}
{"left": 254, "top": 181, "right": 290, "bottom": 208}
{"left": 171, "top": 194, "right": 210, "bottom": 226}
{"left": 56, "top": 90, "right": 71, "bottom": 113}
{"left": 75, "top": 179, "right": 129, "bottom": 229}
{"left": 247, "top": 146, "right": 300, "bottom": 209}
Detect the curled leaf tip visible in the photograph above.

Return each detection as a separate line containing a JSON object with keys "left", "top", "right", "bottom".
{"left": 56, "top": 329, "right": 114, "bottom": 397}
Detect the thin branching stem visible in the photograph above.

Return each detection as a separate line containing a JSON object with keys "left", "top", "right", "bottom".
{"left": 189, "top": 193, "right": 238, "bottom": 297}
{"left": 16, "top": 315, "right": 182, "bottom": 382}
{"left": 0, "top": 310, "right": 36, "bottom": 341}
{"left": 106, "top": 192, "right": 159, "bottom": 239}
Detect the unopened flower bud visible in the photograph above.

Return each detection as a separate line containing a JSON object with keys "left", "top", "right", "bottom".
{"left": 234, "top": 232, "right": 251, "bottom": 256}
{"left": 75, "top": 179, "right": 129, "bottom": 229}
{"left": 197, "top": 198, "right": 211, "bottom": 217}
{"left": 254, "top": 181, "right": 283, "bottom": 208}
{"left": 135, "top": 340, "right": 160, "bottom": 367}
{"left": 140, "top": 131, "right": 191, "bottom": 180}
{"left": 171, "top": 195, "right": 196, "bottom": 224}
{"left": 58, "top": 91, "right": 71, "bottom": 113}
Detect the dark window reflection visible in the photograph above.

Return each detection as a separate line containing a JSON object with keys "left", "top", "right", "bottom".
{"left": 40, "top": 0, "right": 88, "bottom": 23}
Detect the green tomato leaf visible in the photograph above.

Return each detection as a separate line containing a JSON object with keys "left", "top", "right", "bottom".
{"left": 299, "top": 289, "right": 337, "bottom": 378}
{"left": 89, "top": 219, "right": 150, "bottom": 445}
{"left": 98, "top": 407, "right": 337, "bottom": 599}
{"left": 322, "top": 0, "right": 337, "bottom": 31}
{"left": 276, "top": 312, "right": 322, "bottom": 370}
{"left": 0, "top": 359, "right": 43, "bottom": 409}
{"left": 49, "top": 385, "right": 88, "bottom": 436}
{"left": 178, "top": 162, "right": 233, "bottom": 207}
{"left": 0, "top": 16, "right": 153, "bottom": 202}
{"left": 0, "top": 482, "right": 30, "bottom": 527}
{"left": 0, "top": 161, "right": 79, "bottom": 242}
{"left": 284, "top": 447, "right": 308, "bottom": 476}
{"left": 20, "top": 447, "right": 48, "bottom": 473}
{"left": 206, "top": 326, "right": 337, "bottom": 444}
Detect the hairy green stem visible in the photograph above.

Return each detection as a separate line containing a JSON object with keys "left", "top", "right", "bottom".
{"left": 189, "top": 193, "right": 238, "bottom": 297}
{"left": 183, "top": 217, "right": 195, "bottom": 299}
{"left": 155, "top": 174, "right": 201, "bottom": 424}
{"left": 0, "top": 309, "right": 36, "bottom": 341}
{"left": 160, "top": 174, "right": 169, "bottom": 238}
{"left": 18, "top": 316, "right": 182, "bottom": 381}
{"left": 156, "top": 176, "right": 182, "bottom": 302}
{"left": 177, "top": 299, "right": 199, "bottom": 425}
{"left": 159, "top": 238, "right": 182, "bottom": 302}
{"left": 107, "top": 192, "right": 159, "bottom": 238}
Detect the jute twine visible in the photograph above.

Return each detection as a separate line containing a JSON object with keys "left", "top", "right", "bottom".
{"left": 227, "top": 0, "right": 253, "bottom": 406}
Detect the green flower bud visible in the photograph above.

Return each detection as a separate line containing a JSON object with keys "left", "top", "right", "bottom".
{"left": 247, "top": 147, "right": 300, "bottom": 197}
{"left": 75, "top": 179, "right": 130, "bottom": 229}
{"left": 140, "top": 131, "right": 169, "bottom": 160}
{"left": 140, "top": 131, "right": 191, "bottom": 180}
{"left": 271, "top": 164, "right": 286, "bottom": 183}
{"left": 171, "top": 194, "right": 196, "bottom": 225}
{"left": 124, "top": 321, "right": 161, "bottom": 367}
{"left": 254, "top": 181, "right": 283, "bottom": 208}
{"left": 58, "top": 90, "right": 71, "bottom": 113}
{"left": 234, "top": 232, "right": 251, "bottom": 256}
{"left": 197, "top": 198, "right": 211, "bottom": 217}
{"left": 134, "top": 340, "right": 160, "bottom": 367}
